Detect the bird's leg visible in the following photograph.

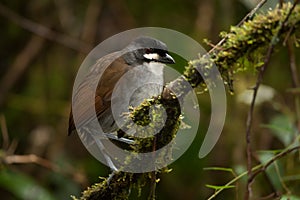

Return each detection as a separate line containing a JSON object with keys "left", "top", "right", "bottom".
{"left": 89, "top": 132, "right": 118, "bottom": 171}
{"left": 104, "top": 132, "right": 134, "bottom": 144}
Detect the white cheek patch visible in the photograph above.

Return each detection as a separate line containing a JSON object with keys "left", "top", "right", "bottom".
{"left": 143, "top": 53, "right": 160, "bottom": 60}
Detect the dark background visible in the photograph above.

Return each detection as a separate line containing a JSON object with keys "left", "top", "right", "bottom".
{"left": 0, "top": 0, "right": 300, "bottom": 199}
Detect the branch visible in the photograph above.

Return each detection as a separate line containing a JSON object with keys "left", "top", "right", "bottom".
{"left": 0, "top": 3, "right": 92, "bottom": 53}
{"left": 208, "top": 0, "right": 268, "bottom": 54}
{"left": 251, "top": 146, "right": 300, "bottom": 181}
{"left": 244, "top": 1, "right": 300, "bottom": 199}
{"left": 207, "top": 145, "right": 300, "bottom": 200}
{"left": 76, "top": 2, "right": 300, "bottom": 199}
{"left": 287, "top": 37, "right": 300, "bottom": 131}
{"left": 3, "top": 154, "right": 58, "bottom": 171}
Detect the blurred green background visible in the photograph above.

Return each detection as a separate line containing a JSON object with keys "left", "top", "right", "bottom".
{"left": 1, "top": 0, "right": 300, "bottom": 199}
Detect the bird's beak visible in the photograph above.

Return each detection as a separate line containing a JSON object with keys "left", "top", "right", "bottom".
{"left": 143, "top": 52, "right": 175, "bottom": 64}
{"left": 161, "top": 53, "right": 175, "bottom": 64}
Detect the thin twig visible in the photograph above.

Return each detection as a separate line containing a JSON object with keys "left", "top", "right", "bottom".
{"left": 0, "top": 115, "right": 9, "bottom": 150}
{"left": 245, "top": 46, "right": 273, "bottom": 200}
{"left": 207, "top": 145, "right": 300, "bottom": 200}
{"left": 0, "top": 3, "right": 92, "bottom": 53}
{"left": 237, "top": 0, "right": 269, "bottom": 27}
{"left": 273, "top": 161, "right": 290, "bottom": 195}
{"left": 149, "top": 171, "right": 157, "bottom": 200}
{"left": 245, "top": 34, "right": 275, "bottom": 200}
{"left": 244, "top": 1, "right": 300, "bottom": 199}
{"left": 149, "top": 137, "right": 157, "bottom": 200}
{"left": 6, "top": 139, "right": 18, "bottom": 155}
{"left": 282, "top": 0, "right": 300, "bottom": 26}
{"left": 208, "top": 0, "right": 268, "bottom": 54}
{"left": 4, "top": 154, "right": 59, "bottom": 171}
{"left": 258, "top": 192, "right": 280, "bottom": 200}
{"left": 252, "top": 153, "right": 279, "bottom": 197}
{"left": 0, "top": 119, "right": 59, "bottom": 171}
{"left": 251, "top": 146, "right": 300, "bottom": 180}
{"left": 287, "top": 39, "right": 300, "bottom": 131}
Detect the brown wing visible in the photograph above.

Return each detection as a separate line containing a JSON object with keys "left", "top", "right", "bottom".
{"left": 68, "top": 52, "right": 131, "bottom": 135}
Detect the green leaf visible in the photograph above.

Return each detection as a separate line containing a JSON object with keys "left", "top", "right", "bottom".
{"left": 258, "top": 152, "right": 283, "bottom": 191}
{"left": 283, "top": 174, "right": 300, "bottom": 181}
{"left": 261, "top": 115, "right": 297, "bottom": 147}
{"left": 281, "top": 195, "right": 300, "bottom": 200}
{"left": 0, "top": 169, "right": 56, "bottom": 200}
{"left": 203, "top": 167, "right": 234, "bottom": 173}
{"left": 205, "top": 184, "right": 235, "bottom": 190}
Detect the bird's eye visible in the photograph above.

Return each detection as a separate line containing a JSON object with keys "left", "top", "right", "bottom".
{"left": 146, "top": 48, "right": 154, "bottom": 54}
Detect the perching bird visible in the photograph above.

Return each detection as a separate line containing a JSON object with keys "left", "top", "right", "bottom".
{"left": 68, "top": 36, "right": 175, "bottom": 170}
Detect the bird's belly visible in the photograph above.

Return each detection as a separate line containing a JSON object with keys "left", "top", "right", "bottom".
{"left": 112, "top": 63, "right": 164, "bottom": 107}
{"left": 110, "top": 63, "right": 164, "bottom": 131}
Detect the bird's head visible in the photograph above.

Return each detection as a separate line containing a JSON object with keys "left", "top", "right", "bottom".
{"left": 123, "top": 36, "right": 175, "bottom": 65}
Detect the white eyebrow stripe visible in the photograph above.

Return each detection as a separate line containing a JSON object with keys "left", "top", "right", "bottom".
{"left": 143, "top": 53, "right": 160, "bottom": 60}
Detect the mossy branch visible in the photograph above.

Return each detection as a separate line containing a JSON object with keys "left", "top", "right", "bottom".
{"left": 75, "top": 3, "right": 300, "bottom": 200}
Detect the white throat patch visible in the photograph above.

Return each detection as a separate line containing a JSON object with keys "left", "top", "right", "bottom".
{"left": 143, "top": 53, "right": 160, "bottom": 60}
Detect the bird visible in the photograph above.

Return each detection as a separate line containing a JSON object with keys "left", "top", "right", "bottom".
{"left": 68, "top": 36, "right": 175, "bottom": 170}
